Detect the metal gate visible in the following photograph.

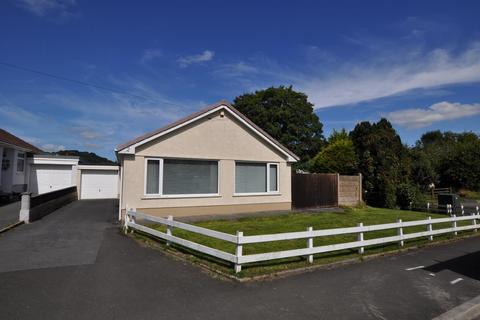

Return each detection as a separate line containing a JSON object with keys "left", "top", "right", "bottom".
{"left": 291, "top": 173, "right": 338, "bottom": 209}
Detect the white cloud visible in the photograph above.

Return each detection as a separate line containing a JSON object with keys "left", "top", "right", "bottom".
{"left": 41, "top": 143, "right": 65, "bottom": 152}
{"left": 140, "top": 48, "right": 162, "bottom": 64}
{"left": 177, "top": 50, "right": 215, "bottom": 67}
{"left": 385, "top": 101, "right": 480, "bottom": 128}
{"left": 14, "top": 0, "right": 77, "bottom": 18}
{"left": 300, "top": 43, "right": 480, "bottom": 108}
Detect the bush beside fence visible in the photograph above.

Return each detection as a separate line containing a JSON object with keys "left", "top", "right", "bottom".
{"left": 125, "top": 209, "right": 480, "bottom": 273}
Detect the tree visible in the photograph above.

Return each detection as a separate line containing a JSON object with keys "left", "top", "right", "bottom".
{"left": 415, "top": 131, "right": 480, "bottom": 191}
{"left": 233, "top": 86, "right": 324, "bottom": 166}
{"left": 350, "top": 119, "right": 409, "bottom": 208}
{"left": 310, "top": 129, "right": 357, "bottom": 174}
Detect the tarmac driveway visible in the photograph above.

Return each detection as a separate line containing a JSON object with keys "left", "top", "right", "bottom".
{"left": 0, "top": 199, "right": 117, "bottom": 273}
{"left": 1, "top": 199, "right": 480, "bottom": 319}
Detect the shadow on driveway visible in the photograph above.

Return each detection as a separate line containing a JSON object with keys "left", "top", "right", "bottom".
{"left": 425, "top": 251, "right": 480, "bottom": 281}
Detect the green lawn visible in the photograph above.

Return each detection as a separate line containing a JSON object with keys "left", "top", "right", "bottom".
{"left": 134, "top": 207, "right": 479, "bottom": 278}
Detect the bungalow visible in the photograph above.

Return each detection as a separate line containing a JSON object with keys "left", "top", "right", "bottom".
{"left": 0, "top": 129, "right": 42, "bottom": 197}
{"left": 116, "top": 100, "right": 299, "bottom": 219}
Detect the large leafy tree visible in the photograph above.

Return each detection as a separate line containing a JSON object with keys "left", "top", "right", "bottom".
{"left": 416, "top": 131, "right": 480, "bottom": 190}
{"left": 350, "top": 119, "right": 410, "bottom": 208}
{"left": 233, "top": 86, "right": 324, "bottom": 165}
{"left": 310, "top": 129, "right": 358, "bottom": 174}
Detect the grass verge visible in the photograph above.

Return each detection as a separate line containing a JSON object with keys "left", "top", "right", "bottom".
{"left": 130, "top": 206, "right": 480, "bottom": 279}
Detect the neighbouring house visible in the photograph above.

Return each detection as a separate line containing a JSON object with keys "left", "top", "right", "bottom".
{"left": 0, "top": 129, "right": 42, "bottom": 196}
{"left": 115, "top": 100, "right": 299, "bottom": 219}
{"left": 0, "top": 128, "right": 119, "bottom": 201}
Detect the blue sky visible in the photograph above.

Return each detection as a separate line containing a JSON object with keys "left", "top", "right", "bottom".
{"left": 1, "top": 0, "right": 480, "bottom": 160}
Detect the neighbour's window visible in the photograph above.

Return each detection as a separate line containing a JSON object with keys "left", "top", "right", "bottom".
{"left": 145, "top": 158, "right": 219, "bottom": 196}
{"left": 235, "top": 162, "right": 279, "bottom": 194}
{"left": 16, "top": 153, "right": 25, "bottom": 173}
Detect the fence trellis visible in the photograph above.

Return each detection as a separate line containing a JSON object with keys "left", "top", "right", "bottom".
{"left": 125, "top": 210, "right": 480, "bottom": 273}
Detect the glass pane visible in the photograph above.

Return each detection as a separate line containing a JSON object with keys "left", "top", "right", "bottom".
{"left": 146, "top": 160, "right": 160, "bottom": 194}
{"left": 17, "top": 159, "right": 24, "bottom": 172}
{"left": 269, "top": 164, "right": 278, "bottom": 191}
{"left": 235, "top": 162, "right": 267, "bottom": 193}
{"left": 163, "top": 159, "right": 218, "bottom": 195}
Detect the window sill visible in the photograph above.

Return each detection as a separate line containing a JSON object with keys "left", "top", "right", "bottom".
{"left": 142, "top": 194, "right": 221, "bottom": 200}
{"left": 233, "top": 192, "right": 281, "bottom": 197}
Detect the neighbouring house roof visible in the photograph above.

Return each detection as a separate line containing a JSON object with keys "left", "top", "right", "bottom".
{"left": 0, "top": 128, "right": 42, "bottom": 153}
{"left": 116, "top": 100, "right": 300, "bottom": 162}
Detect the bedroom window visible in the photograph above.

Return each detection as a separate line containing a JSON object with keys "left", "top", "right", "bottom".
{"left": 235, "top": 162, "right": 279, "bottom": 194}
{"left": 145, "top": 158, "right": 219, "bottom": 196}
{"left": 16, "top": 152, "right": 25, "bottom": 173}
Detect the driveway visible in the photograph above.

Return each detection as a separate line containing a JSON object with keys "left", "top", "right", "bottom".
{"left": 1, "top": 200, "right": 480, "bottom": 319}
{"left": 0, "top": 201, "right": 20, "bottom": 231}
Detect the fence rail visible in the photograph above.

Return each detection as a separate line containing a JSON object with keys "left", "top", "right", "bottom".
{"left": 125, "top": 210, "right": 480, "bottom": 273}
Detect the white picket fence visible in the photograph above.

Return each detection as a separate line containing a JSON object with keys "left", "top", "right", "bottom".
{"left": 125, "top": 210, "right": 480, "bottom": 273}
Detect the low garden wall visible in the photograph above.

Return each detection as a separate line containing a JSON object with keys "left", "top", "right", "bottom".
{"left": 23, "top": 186, "right": 77, "bottom": 222}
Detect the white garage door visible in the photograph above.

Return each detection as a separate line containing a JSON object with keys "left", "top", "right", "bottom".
{"left": 80, "top": 170, "right": 118, "bottom": 199}
{"left": 30, "top": 165, "right": 74, "bottom": 195}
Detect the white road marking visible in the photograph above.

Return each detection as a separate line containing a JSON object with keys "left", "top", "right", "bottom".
{"left": 450, "top": 278, "right": 463, "bottom": 285}
{"left": 429, "top": 273, "right": 435, "bottom": 277}
{"left": 405, "top": 266, "right": 425, "bottom": 271}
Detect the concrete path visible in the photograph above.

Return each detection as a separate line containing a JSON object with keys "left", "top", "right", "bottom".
{"left": 1, "top": 199, "right": 480, "bottom": 319}
{"left": 0, "top": 201, "right": 20, "bottom": 231}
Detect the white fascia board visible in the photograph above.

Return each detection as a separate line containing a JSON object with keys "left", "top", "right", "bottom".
{"left": 118, "top": 104, "right": 298, "bottom": 162}
{"left": 0, "top": 141, "right": 32, "bottom": 152}
{"left": 29, "top": 156, "right": 80, "bottom": 166}
{"left": 78, "top": 165, "right": 119, "bottom": 171}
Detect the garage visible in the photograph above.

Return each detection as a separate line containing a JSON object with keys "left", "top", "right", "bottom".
{"left": 79, "top": 166, "right": 119, "bottom": 199}
{"left": 28, "top": 156, "right": 79, "bottom": 195}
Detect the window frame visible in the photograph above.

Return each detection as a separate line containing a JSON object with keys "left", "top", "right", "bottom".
{"left": 16, "top": 152, "right": 25, "bottom": 173}
{"left": 233, "top": 161, "right": 280, "bottom": 196}
{"left": 143, "top": 157, "right": 220, "bottom": 198}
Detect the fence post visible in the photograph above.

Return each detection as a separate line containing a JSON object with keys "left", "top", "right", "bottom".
{"left": 129, "top": 208, "right": 136, "bottom": 234}
{"left": 428, "top": 216, "right": 433, "bottom": 241}
{"left": 235, "top": 231, "right": 243, "bottom": 273}
{"left": 397, "top": 219, "right": 404, "bottom": 247}
{"left": 473, "top": 215, "right": 478, "bottom": 233}
{"left": 166, "top": 215, "right": 173, "bottom": 246}
{"left": 358, "top": 222, "right": 364, "bottom": 254}
{"left": 452, "top": 214, "right": 457, "bottom": 236}
{"left": 476, "top": 206, "right": 479, "bottom": 215}
{"left": 307, "top": 227, "right": 313, "bottom": 263}
{"left": 19, "top": 192, "right": 31, "bottom": 223}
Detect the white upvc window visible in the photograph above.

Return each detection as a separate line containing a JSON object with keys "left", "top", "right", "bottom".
{"left": 234, "top": 162, "right": 279, "bottom": 195}
{"left": 16, "top": 152, "right": 25, "bottom": 173}
{"left": 144, "top": 158, "right": 219, "bottom": 198}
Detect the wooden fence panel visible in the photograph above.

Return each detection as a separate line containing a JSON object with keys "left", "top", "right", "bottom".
{"left": 338, "top": 175, "right": 362, "bottom": 206}
{"left": 291, "top": 173, "right": 338, "bottom": 209}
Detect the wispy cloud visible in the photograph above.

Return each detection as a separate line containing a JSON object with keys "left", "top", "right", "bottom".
{"left": 41, "top": 143, "right": 65, "bottom": 152}
{"left": 300, "top": 42, "right": 480, "bottom": 108}
{"left": 13, "top": 0, "right": 78, "bottom": 20}
{"left": 140, "top": 48, "right": 163, "bottom": 64}
{"left": 384, "top": 101, "right": 480, "bottom": 128}
{"left": 177, "top": 50, "right": 215, "bottom": 67}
